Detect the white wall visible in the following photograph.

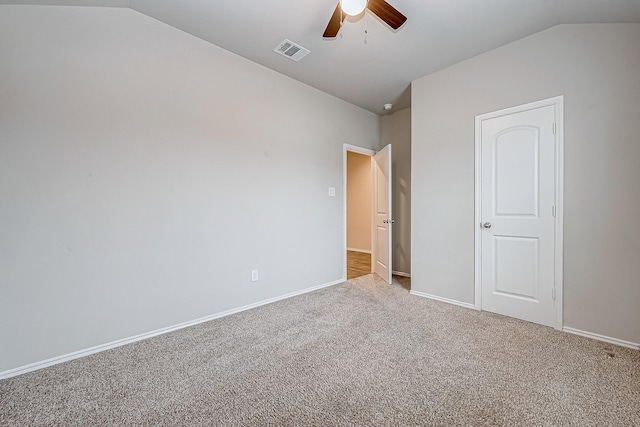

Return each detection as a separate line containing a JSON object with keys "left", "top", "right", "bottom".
{"left": 0, "top": 5, "right": 380, "bottom": 373}
{"left": 412, "top": 24, "right": 640, "bottom": 344}
{"left": 380, "top": 108, "right": 411, "bottom": 276}
{"left": 346, "top": 152, "right": 372, "bottom": 252}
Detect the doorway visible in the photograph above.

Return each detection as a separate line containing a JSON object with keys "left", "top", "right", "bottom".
{"left": 346, "top": 149, "right": 373, "bottom": 279}
{"left": 474, "top": 96, "right": 564, "bottom": 330}
{"left": 343, "top": 144, "right": 393, "bottom": 283}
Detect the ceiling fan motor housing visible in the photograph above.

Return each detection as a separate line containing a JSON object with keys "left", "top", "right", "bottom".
{"left": 324, "top": 0, "right": 407, "bottom": 38}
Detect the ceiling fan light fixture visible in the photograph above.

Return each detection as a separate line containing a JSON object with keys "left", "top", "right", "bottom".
{"left": 341, "top": 0, "right": 367, "bottom": 16}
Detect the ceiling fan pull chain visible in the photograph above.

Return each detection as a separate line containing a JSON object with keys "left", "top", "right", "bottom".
{"left": 364, "top": 10, "right": 368, "bottom": 44}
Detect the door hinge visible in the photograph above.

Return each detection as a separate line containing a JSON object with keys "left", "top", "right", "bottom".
{"left": 553, "top": 123, "right": 557, "bottom": 134}
{"left": 552, "top": 206, "right": 556, "bottom": 217}
{"left": 552, "top": 288, "right": 556, "bottom": 300}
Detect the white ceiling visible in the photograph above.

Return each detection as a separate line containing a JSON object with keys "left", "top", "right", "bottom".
{"left": 4, "top": 0, "right": 640, "bottom": 114}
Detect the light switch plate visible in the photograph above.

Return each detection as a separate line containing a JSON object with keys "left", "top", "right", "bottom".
{"left": 328, "top": 187, "right": 336, "bottom": 197}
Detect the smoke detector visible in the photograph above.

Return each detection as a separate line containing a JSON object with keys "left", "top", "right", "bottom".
{"left": 273, "top": 39, "right": 310, "bottom": 62}
{"left": 384, "top": 103, "right": 393, "bottom": 111}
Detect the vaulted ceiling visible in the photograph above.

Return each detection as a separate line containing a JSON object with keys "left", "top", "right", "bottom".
{"left": 4, "top": 0, "right": 640, "bottom": 113}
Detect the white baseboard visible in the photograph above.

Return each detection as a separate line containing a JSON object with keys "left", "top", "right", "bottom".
{"left": 392, "top": 271, "right": 411, "bottom": 278}
{"left": 563, "top": 327, "right": 640, "bottom": 350}
{"left": 0, "top": 278, "right": 345, "bottom": 380}
{"left": 346, "top": 248, "right": 371, "bottom": 254}
{"left": 410, "top": 290, "right": 475, "bottom": 310}
{"left": 408, "top": 296, "right": 638, "bottom": 349}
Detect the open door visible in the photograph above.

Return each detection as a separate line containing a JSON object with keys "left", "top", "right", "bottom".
{"left": 373, "top": 144, "right": 392, "bottom": 284}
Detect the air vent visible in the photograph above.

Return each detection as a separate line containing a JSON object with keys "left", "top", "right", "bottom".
{"left": 273, "top": 39, "right": 310, "bottom": 62}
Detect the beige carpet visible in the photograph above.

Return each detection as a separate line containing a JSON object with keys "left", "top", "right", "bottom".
{"left": 1, "top": 274, "right": 639, "bottom": 426}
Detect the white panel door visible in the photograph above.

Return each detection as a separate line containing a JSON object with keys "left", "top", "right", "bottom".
{"left": 480, "top": 105, "right": 556, "bottom": 327}
{"left": 373, "top": 144, "right": 392, "bottom": 284}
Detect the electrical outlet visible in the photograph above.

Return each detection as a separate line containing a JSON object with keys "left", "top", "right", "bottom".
{"left": 251, "top": 270, "right": 259, "bottom": 282}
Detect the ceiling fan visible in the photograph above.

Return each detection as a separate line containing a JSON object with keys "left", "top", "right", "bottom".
{"left": 323, "top": 0, "right": 407, "bottom": 38}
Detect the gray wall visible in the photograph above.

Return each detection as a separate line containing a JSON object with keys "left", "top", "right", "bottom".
{"left": 0, "top": 5, "right": 380, "bottom": 372}
{"left": 381, "top": 108, "right": 411, "bottom": 276}
{"left": 412, "top": 24, "right": 640, "bottom": 344}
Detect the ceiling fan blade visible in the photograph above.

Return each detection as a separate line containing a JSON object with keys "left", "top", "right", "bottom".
{"left": 323, "top": 2, "right": 345, "bottom": 38}
{"left": 367, "top": 0, "right": 407, "bottom": 30}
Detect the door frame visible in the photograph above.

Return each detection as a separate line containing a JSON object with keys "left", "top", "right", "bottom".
{"left": 343, "top": 144, "right": 376, "bottom": 281}
{"left": 473, "top": 96, "right": 564, "bottom": 330}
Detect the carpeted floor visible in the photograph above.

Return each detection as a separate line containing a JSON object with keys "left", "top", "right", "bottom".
{"left": 1, "top": 274, "right": 639, "bottom": 426}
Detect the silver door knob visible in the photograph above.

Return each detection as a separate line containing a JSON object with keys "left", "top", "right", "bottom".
{"left": 483, "top": 222, "right": 492, "bottom": 229}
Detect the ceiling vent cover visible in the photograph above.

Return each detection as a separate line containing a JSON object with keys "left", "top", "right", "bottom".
{"left": 273, "top": 39, "right": 310, "bottom": 62}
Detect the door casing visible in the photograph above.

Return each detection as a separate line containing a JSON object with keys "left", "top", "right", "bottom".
{"left": 474, "top": 96, "right": 564, "bottom": 330}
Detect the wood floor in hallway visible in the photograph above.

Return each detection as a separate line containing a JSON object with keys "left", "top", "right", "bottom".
{"left": 347, "top": 250, "right": 371, "bottom": 279}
